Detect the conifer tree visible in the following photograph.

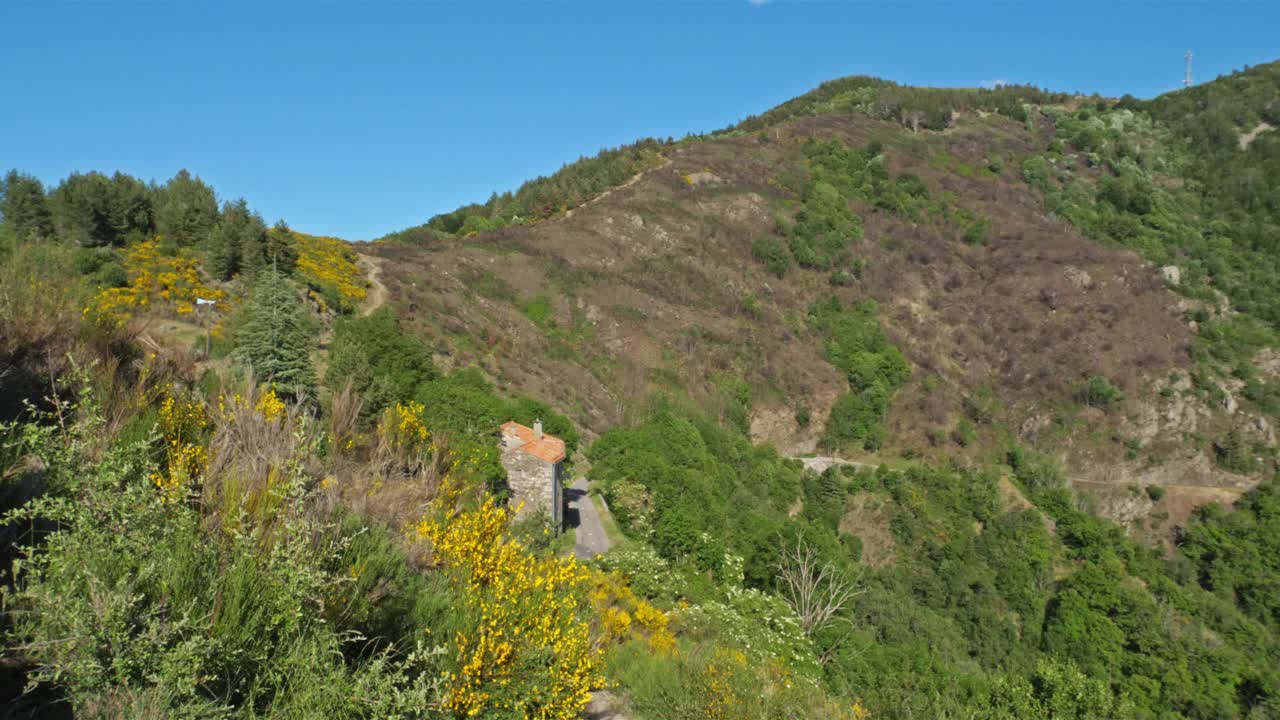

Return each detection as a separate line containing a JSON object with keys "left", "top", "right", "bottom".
{"left": 0, "top": 170, "right": 54, "bottom": 242}
{"left": 105, "top": 171, "right": 154, "bottom": 245}
{"left": 208, "top": 198, "right": 267, "bottom": 280}
{"left": 50, "top": 171, "right": 116, "bottom": 247}
{"left": 155, "top": 169, "right": 218, "bottom": 249}
{"left": 235, "top": 264, "right": 315, "bottom": 400}
{"left": 50, "top": 171, "right": 155, "bottom": 247}
{"left": 266, "top": 220, "right": 299, "bottom": 274}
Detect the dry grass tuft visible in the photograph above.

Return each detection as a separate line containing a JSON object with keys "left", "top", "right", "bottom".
{"left": 203, "top": 380, "right": 313, "bottom": 538}
{"left": 328, "top": 378, "right": 363, "bottom": 457}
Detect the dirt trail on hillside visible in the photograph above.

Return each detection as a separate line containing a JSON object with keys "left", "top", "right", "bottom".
{"left": 356, "top": 253, "right": 387, "bottom": 316}
{"left": 1239, "top": 121, "right": 1274, "bottom": 150}
{"left": 562, "top": 157, "right": 673, "bottom": 219}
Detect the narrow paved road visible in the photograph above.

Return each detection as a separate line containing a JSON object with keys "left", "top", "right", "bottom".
{"left": 566, "top": 475, "right": 611, "bottom": 560}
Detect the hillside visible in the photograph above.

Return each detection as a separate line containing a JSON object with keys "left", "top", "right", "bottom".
{"left": 1, "top": 62, "right": 1279, "bottom": 720}
{"left": 373, "top": 64, "right": 1280, "bottom": 540}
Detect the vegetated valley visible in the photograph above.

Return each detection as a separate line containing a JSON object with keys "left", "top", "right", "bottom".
{"left": 2, "top": 61, "right": 1280, "bottom": 719}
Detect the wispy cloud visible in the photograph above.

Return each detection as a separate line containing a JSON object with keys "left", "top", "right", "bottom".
{"left": 747, "top": 0, "right": 773, "bottom": 6}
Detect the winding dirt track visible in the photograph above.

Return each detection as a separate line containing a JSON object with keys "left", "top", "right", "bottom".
{"left": 356, "top": 253, "right": 387, "bottom": 316}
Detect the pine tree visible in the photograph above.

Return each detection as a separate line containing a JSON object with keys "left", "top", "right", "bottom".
{"left": 1, "top": 170, "right": 54, "bottom": 242}
{"left": 266, "top": 220, "right": 299, "bottom": 274}
{"left": 155, "top": 169, "right": 218, "bottom": 250}
{"left": 105, "top": 172, "right": 154, "bottom": 245}
{"left": 235, "top": 264, "right": 315, "bottom": 401}
{"left": 51, "top": 172, "right": 117, "bottom": 247}
{"left": 208, "top": 198, "right": 267, "bottom": 280}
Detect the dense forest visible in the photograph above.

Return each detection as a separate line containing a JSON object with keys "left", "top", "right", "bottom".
{"left": 3, "top": 61, "right": 1280, "bottom": 719}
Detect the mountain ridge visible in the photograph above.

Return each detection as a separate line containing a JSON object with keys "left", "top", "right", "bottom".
{"left": 371, "top": 62, "right": 1280, "bottom": 540}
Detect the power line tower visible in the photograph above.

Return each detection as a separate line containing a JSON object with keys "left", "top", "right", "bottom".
{"left": 1184, "top": 50, "right": 1193, "bottom": 88}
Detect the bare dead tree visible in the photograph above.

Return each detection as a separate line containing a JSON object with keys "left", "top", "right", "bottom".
{"left": 776, "top": 537, "right": 865, "bottom": 638}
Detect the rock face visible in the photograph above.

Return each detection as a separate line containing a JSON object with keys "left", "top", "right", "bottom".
{"left": 584, "top": 690, "right": 628, "bottom": 720}
{"left": 1064, "top": 265, "right": 1094, "bottom": 290}
{"left": 1160, "top": 265, "right": 1181, "bottom": 286}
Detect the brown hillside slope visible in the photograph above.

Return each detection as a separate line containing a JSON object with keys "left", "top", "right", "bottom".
{"left": 372, "top": 109, "right": 1253, "bottom": 517}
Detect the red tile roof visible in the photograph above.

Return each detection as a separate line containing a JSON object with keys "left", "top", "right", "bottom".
{"left": 501, "top": 421, "right": 566, "bottom": 464}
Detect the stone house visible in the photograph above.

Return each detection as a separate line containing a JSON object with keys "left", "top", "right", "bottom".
{"left": 499, "top": 419, "right": 565, "bottom": 529}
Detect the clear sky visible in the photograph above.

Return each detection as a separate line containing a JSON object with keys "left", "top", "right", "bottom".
{"left": 2, "top": 1, "right": 1276, "bottom": 240}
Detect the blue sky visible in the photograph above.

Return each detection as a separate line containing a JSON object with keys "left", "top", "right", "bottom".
{"left": 2, "top": 2, "right": 1277, "bottom": 240}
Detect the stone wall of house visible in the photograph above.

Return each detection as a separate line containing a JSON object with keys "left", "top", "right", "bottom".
{"left": 502, "top": 445, "right": 557, "bottom": 524}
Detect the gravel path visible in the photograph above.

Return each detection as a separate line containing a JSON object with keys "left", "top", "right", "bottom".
{"left": 566, "top": 475, "right": 611, "bottom": 560}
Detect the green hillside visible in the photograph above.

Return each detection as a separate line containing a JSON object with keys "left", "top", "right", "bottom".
{"left": 1, "top": 62, "right": 1279, "bottom": 719}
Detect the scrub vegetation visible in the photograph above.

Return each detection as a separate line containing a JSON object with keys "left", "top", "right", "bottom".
{"left": 3, "top": 60, "right": 1280, "bottom": 719}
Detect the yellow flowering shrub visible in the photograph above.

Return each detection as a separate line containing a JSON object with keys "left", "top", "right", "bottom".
{"left": 602, "top": 607, "right": 632, "bottom": 641}
{"left": 702, "top": 648, "right": 752, "bottom": 720}
{"left": 586, "top": 569, "right": 676, "bottom": 654}
{"left": 150, "top": 392, "right": 209, "bottom": 502}
{"left": 87, "top": 240, "right": 228, "bottom": 326}
{"left": 445, "top": 438, "right": 501, "bottom": 488}
{"left": 415, "top": 498, "right": 603, "bottom": 719}
{"left": 379, "top": 401, "right": 431, "bottom": 454}
{"left": 254, "top": 388, "right": 286, "bottom": 422}
{"left": 293, "top": 232, "right": 366, "bottom": 313}
{"left": 695, "top": 648, "right": 868, "bottom": 720}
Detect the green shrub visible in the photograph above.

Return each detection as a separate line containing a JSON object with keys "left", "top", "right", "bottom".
{"left": 597, "top": 545, "right": 688, "bottom": 603}
{"left": 1021, "top": 156, "right": 1052, "bottom": 191}
{"left": 520, "top": 294, "right": 555, "bottom": 327}
{"left": 927, "top": 426, "right": 947, "bottom": 447}
{"left": 1079, "top": 375, "right": 1124, "bottom": 407}
{"left": 326, "top": 307, "right": 438, "bottom": 417}
{"left": 462, "top": 269, "right": 517, "bottom": 302}
{"left": 589, "top": 408, "right": 803, "bottom": 574}
{"left": 751, "top": 236, "right": 791, "bottom": 278}
{"left": 72, "top": 246, "right": 118, "bottom": 275}
{"left": 823, "top": 390, "right": 888, "bottom": 451}
{"left": 963, "top": 216, "right": 991, "bottom": 246}
{"left": 952, "top": 419, "right": 977, "bottom": 448}
{"left": 807, "top": 297, "right": 909, "bottom": 450}
{"left": 1181, "top": 479, "right": 1280, "bottom": 628}
{"left": 6, "top": 395, "right": 452, "bottom": 718}
{"left": 1213, "top": 427, "right": 1257, "bottom": 473}
{"left": 92, "top": 260, "right": 128, "bottom": 288}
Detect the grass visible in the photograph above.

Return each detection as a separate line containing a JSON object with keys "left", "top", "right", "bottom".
{"left": 520, "top": 295, "right": 555, "bottom": 327}
{"left": 463, "top": 269, "right": 517, "bottom": 303}
{"left": 590, "top": 492, "right": 627, "bottom": 546}
{"left": 555, "top": 526, "right": 578, "bottom": 554}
